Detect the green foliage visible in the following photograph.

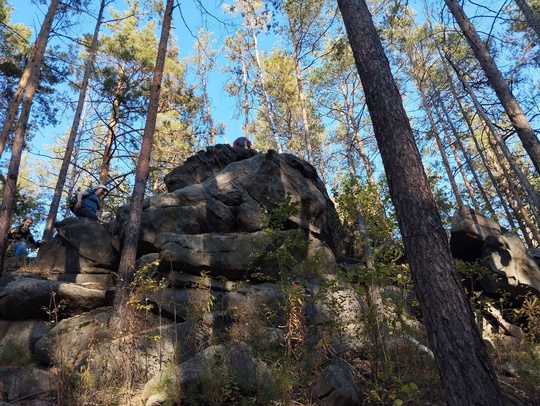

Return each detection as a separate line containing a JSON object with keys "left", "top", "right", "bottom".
{"left": 0, "top": 169, "right": 48, "bottom": 226}
{"left": 369, "top": 378, "right": 420, "bottom": 405}
{"left": 126, "top": 260, "right": 166, "bottom": 312}
{"left": 514, "top": 294, "right": 540, "bottom": 342}
{"left": 333, "top": 176, "right": 399, "bottom": 260}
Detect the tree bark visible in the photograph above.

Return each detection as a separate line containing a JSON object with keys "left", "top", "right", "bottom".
{"left": 336, "top": 0, "right": 504, "bottom": 404}
{"left": 418, "top": 85, "right": 464, "bottom": 207}
{"left": 113, "top": 0, "right": 174, "bottom": 330}
{"left": 42, "top": 0, "right": 106, "bottom": 242}
{"left": 444, "top": 0, "right": 540, "bottom": 174}
{"left": 0, "top": 0, "right": 60, "bottom": 159}
{"left": 514, "top": 0, "right": 540, "bottom": 40}
{"left": 447, "top": 55, "right": 540, "bottom": 225}
{"left": 431, "top": 94, "right": 480, "bottom": 211}
{"left": 446, "top": 73, "right": 512, "bottom": 225}
{"left": 0, "top": 0, "right": 60, "bottom": 275}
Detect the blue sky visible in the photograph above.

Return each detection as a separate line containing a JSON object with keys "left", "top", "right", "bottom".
{"left": 9, "top": 0, "right": 248, "bottom": 150}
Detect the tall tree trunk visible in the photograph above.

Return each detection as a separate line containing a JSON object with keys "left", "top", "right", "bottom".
{"left": 240, "top": 50, "right": 250, "bottom": 139}
{"left": 444, "top": 0, "right": 540, "bottom": 174}
{"left": 113, "top": 0, "right": 174, "bottom": 330}
{"left": 418, "top": 85, "right": 464, "bottom": 207}
{"left": 431, "top": 94, "right": 480, "bottom": 211}
{"left": 488, "top": 127, "right": 540, "bottom": 246}
{"left": 42, "top": 0, "right": 106, "bottom": 242}
{"left": 100, "top": 90, "right": 122, "bottom": 185}
{"left": 247, "top": 13, "right": 282, "bottom": 152}
{"left": 0, "top": 0, "right": 60, "bottom": 275}
{"left": 514, "top": 0, "right": 540, "bottom": 40}
{"left": 286, "top": 11, "right": 315, "bottom": 165}
{"left": 252, "top": 48, "right": 281, "bottom": 151}
{"left": 195, "top": 31, "right": 217, "bottom": 145}
{"left": 0, "top": 0, "right": 60, "bottom": 159}
{"left": 336, "top": 0, "right": 504, "bottom": 404}
{"left": 435, "top": 96, "right": 484, "bottom": 212}
{"left": 0, "top": 77, "right": 40, "bottom": 275}
{"left": 293, "top": 57, "right": 314, "bottom": 165}
{"left": 447, "top": 75, "right": 511, "bottom": 224}
{"left": 447, "top": 56, "right": 540, "bottom": 225}
{"left": 339, "top": 77, "right": 375, "bottom": 183}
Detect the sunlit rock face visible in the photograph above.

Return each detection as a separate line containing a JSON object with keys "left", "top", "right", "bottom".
{"left": 115, "top": 145, "right": 350, "bottom": 279}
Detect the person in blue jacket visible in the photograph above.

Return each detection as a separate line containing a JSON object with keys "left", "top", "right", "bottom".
{"left": 73, "top": 184, "right": 108, "bottom": 221}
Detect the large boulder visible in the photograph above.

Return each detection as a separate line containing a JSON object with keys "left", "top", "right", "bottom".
{"left": 315, "top": 359, "right": 362, "bottom": 406}
{"left": 0, "top": 275, "right": 112, "bottom": 320}
{"left": 164, "top": 144, "right": 259, "bottom": 191}
{"left": 450, "top": 205, "right": 501, "bottom": 262}
{"left": 156, "top": 230, "right": 336, "bottom": 281}
{"left": 0, "top": 366, "right": 56, "bottom": 403}
{"left": 33, "top": 217, "right": 120, "bottom": 276}
{"left": 481, "top": 232, "right": 540, "bottom": 297}
{"left": 117, "top": 148, "right": 350, "bottom": 273}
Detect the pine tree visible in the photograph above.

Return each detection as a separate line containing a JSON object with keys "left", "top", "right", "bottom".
{"left": 337, "top": 0, "right": 504, "bottom": 403}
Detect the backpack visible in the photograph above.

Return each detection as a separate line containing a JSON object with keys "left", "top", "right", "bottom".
{"left": 69, "top": 189, "right": 95, "bottom": 213}
{"left": 69, "top": 194, "right": 79, "bottom": 213}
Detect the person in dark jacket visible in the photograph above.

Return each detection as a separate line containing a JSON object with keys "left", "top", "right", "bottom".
{"left": 233, "top": 137, "right": 252, "bottom": 149}
{"left": 73, "top": 184, "right": 108, "bottom": 222}
{"left": 7, "top": 217, "right": 45, "bottom": 257}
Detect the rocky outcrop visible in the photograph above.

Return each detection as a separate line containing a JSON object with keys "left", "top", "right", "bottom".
{"left": 450, "top": 205, "right": 540, "bottom": 343}
{"left": 450, "top": 204, "right": 502, "bottom": 262}
{"left": 481, "top": 232, "right": 540, "bottom": 297}
{"left": 3, "top": 152, "right": 539, "bottom": 405}
{"left": 117, "top": 147, "right": 349, "bottom": 263}
{"left": 34, "top": 217, "right": 119, "bottom": 280}
{"left": 163, "top": 144, "right": 259, "bottom": 191}
{"left": 0, "top": 147, "right": 361, "bottom": 404}
{"left": 450, "top": 205, "right": 540, "bottom": 296}
{"left": 0, "top": 274, "right": 112, "bottom": 320}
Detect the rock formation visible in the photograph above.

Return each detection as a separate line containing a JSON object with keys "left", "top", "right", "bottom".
{"left": 1, "top": 149, "right": 539, "bottom": 405}
{"left": 0, "top": 146, "right": 364, "bottom": 405}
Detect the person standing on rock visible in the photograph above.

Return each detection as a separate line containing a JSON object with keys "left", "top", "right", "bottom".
{"left": 233, "top": 137, "right": 252, "bottom": 149}
{"left": 7, "top": 216, "right": 45, "bottom": 257}
{"left": 73, "top": 184, "right": 108, "bottom": 222}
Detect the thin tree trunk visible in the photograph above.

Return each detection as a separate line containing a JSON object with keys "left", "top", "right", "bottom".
{"left": 436, "top": 97, "right": 485, "bottom": 212}
{"left": 248, "top": 15, "right": 282, "bottom": 152}
{"left": 336, "top": 0, "right": 504, "bottom": 404}
{"left": 197, "top": 39, "right": 216, "bottom": 145}
{"left": 418, "top": 86, "right": 464, "bottom": 207}
{"left": 100, "top": 92, "right": 121, "bottom": 185}
{"left": 488, "top": 127, "right": 540, "bottom": 246}
{"left": 444, "top": 0, "right": 540, "bottom": 174}
{"left": 293, "top": 57, "right": 314, "bottom": 165}
{"left": 431, "top": 94, "right": 480, "bottom": 211}
{"left": 0, "top": 0, "right": 60, "bottom": 159}
{"left": 113, "top": 0, "right": 174, "bottom": 330}
{"left": 0, "top": 78, "right": 40, "bottom": 275}
{"left": 447, "top": 76, "right": 512, "bottom": 225}
{"left": 339, "top": 77, "right": 375, "bottom": 183}
{"left": 514, "top": 0, "right": 540, "bottom": 40}
{"left": 435, "top": 38, "right": 508, "bottom": 222}
{"left": 42, "top": 0, "right": 106, "bottom": 242}
{"left": 240, "top": 50, "right": 250, "bottom": 138}
{"left": 447, "top": 56, "right": 540, "bottom": 225}
{"left": 286, "top": 12, "right": 315, "bottom": 165}
{"left": 0, "top": 0, "right": 60, "bottom": 275}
